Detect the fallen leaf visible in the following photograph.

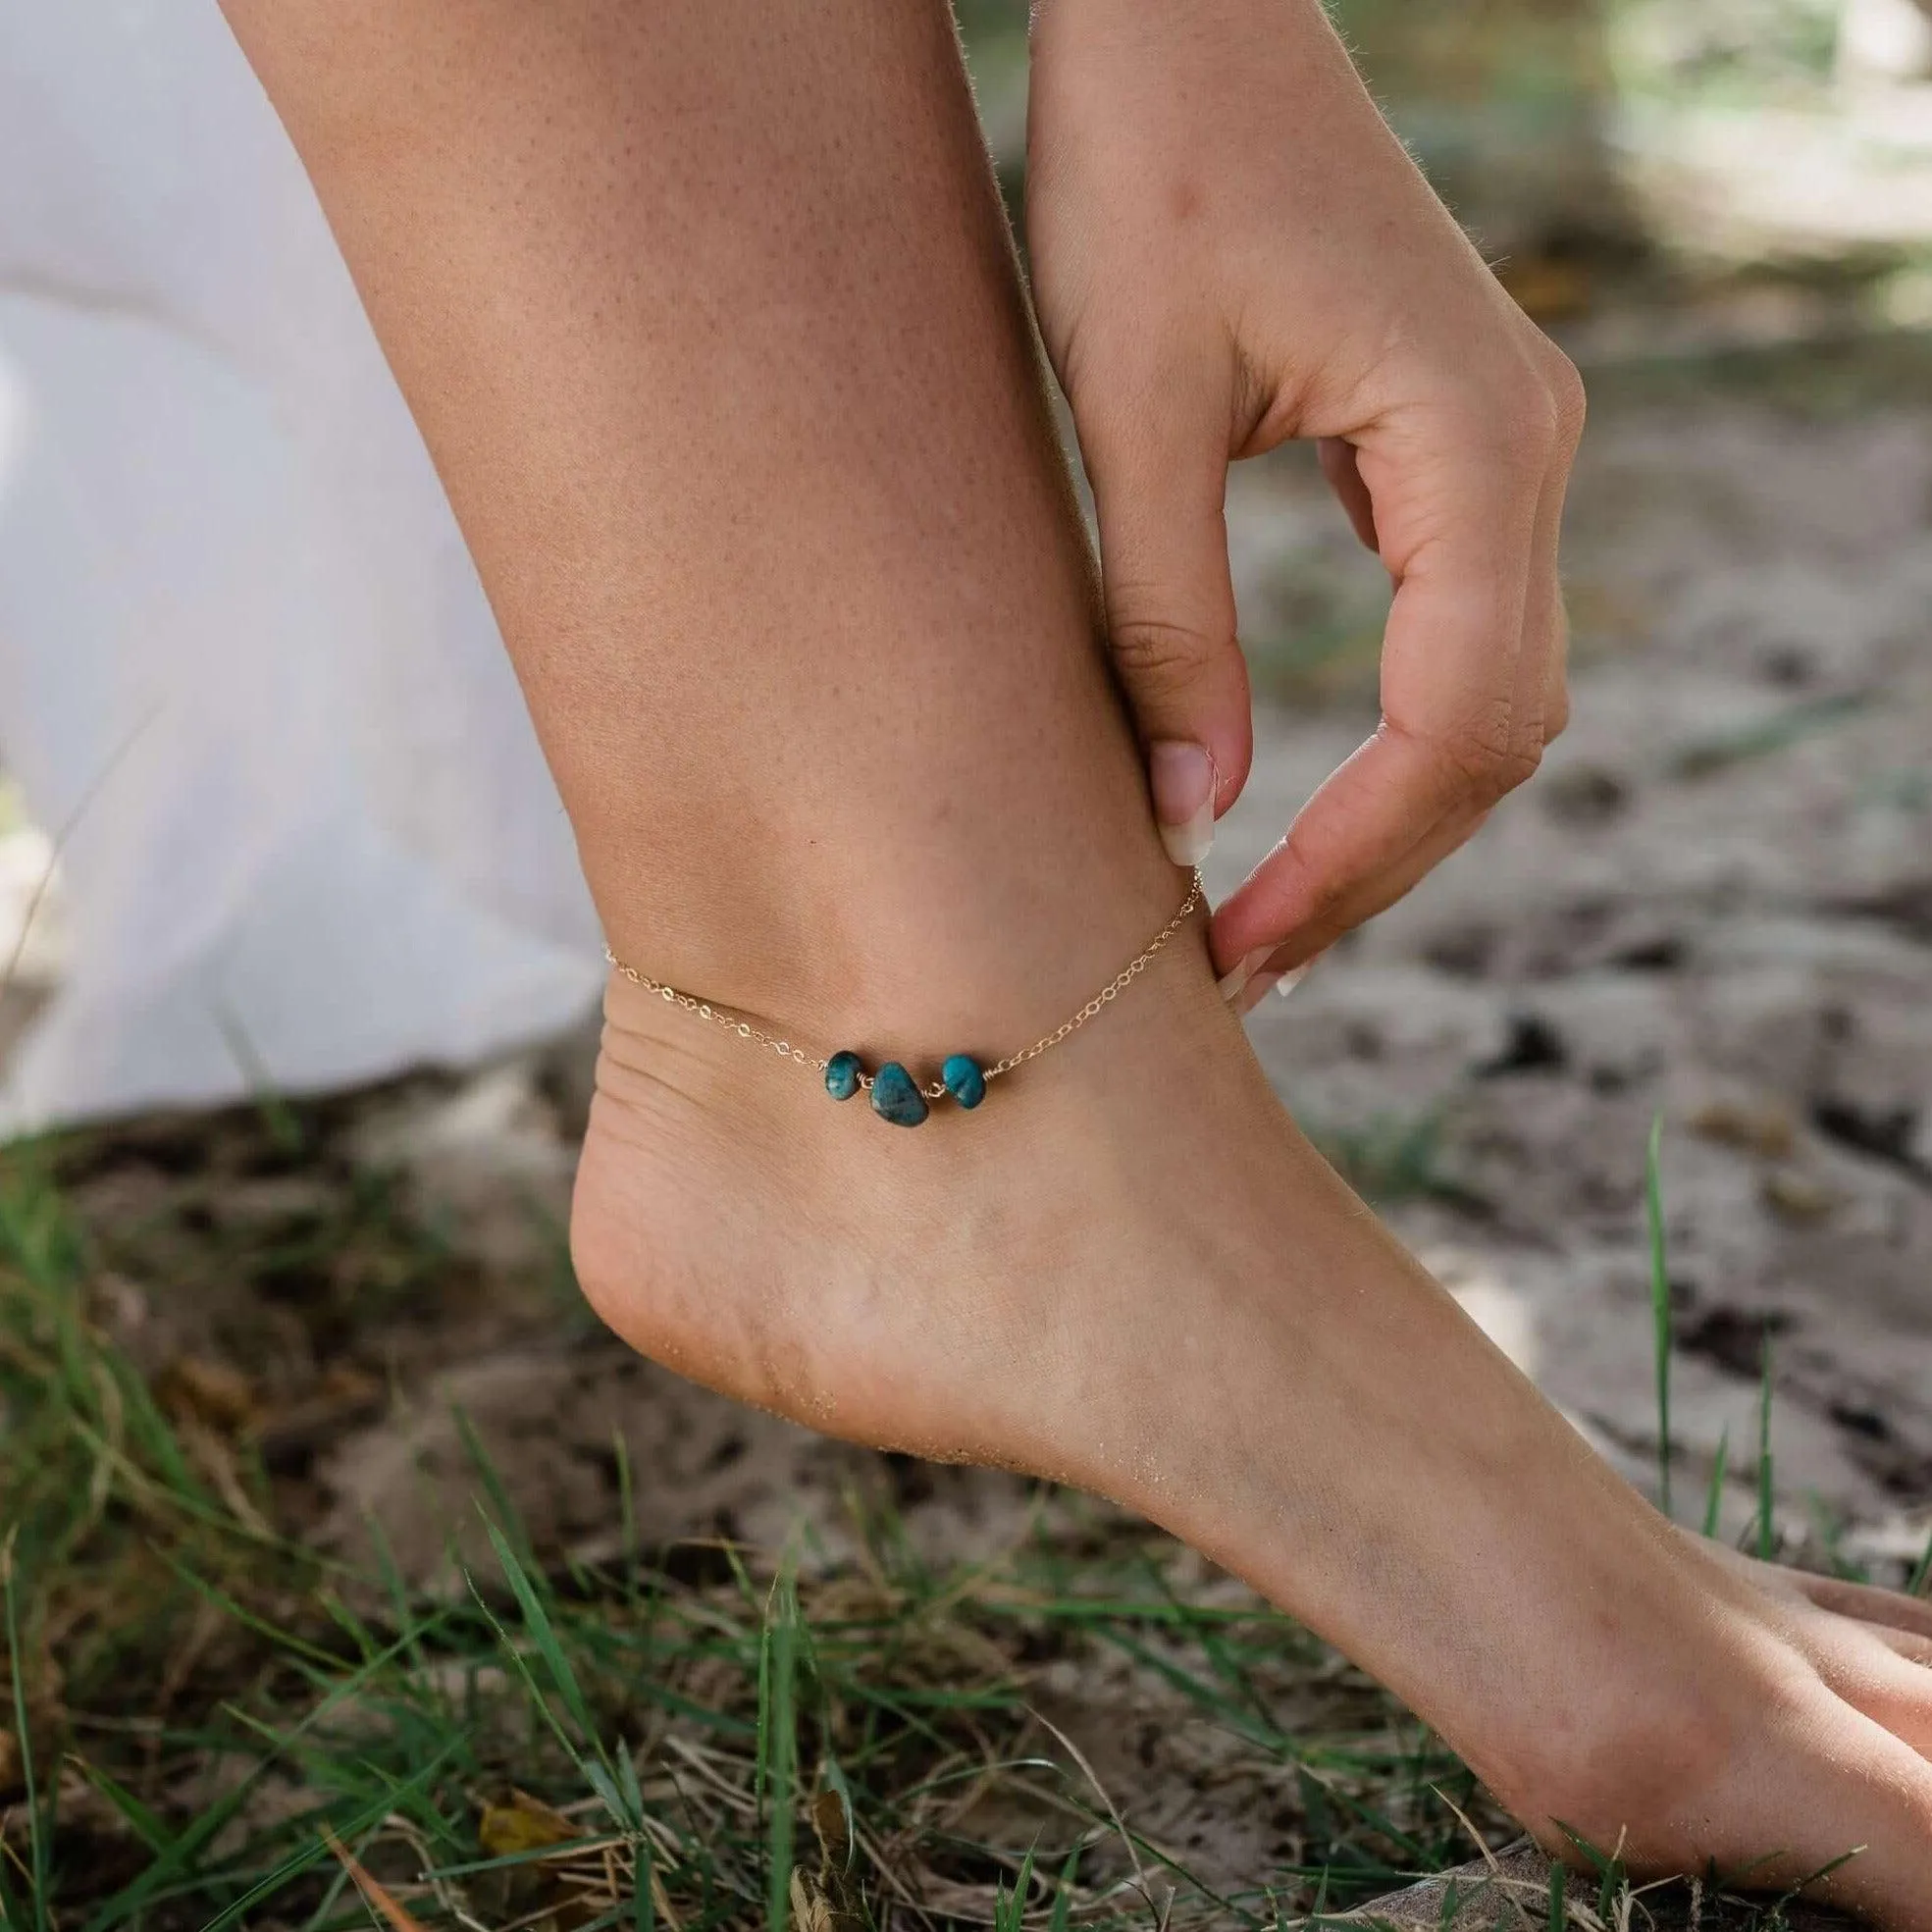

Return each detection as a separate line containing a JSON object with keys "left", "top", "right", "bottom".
{"left": 479, "top": 1787, "right": 581, "bottom": 1857}
{"left": 803, "top": 1786, "right": 865, "bottom": 1932}
{"left": 790, "top": 1866, "right": 833, "bottom": 1932}
{"left": 322, "top": 1824, "right": 430, "bottom": 1932}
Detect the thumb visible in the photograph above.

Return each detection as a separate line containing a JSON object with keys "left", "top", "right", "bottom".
{"left": 1079, "top": 382, "right": 1252, "bottom": 867}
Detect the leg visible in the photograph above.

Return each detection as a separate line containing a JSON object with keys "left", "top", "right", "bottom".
{"left": 222, "top": 2, "right": 1932, "bottom": 1914}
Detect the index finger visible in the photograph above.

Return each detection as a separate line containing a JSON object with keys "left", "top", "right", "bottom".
{"left": 1211, "top": 398, "right": 1556, "bottom": 973}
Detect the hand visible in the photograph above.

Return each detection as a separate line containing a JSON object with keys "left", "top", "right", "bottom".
{"left": 1025, "top": 0, "right": 1585, "bottom": 1007}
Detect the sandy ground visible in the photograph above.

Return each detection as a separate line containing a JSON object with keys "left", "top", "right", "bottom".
{"left": 1222, "top": 345, "right": 1932, "bottom": 1570}
{"left": 282, "top": 331, "right": 1928, "bottom": 1929}
{"left": 68, "top": 328, "right": 1912, "bottom": 1597}
{"left": 277, "top": 330, "right": 1932, "bottom": 1583}
{"left": 5, "top": 327, "right": 1926, "bottom": 1928}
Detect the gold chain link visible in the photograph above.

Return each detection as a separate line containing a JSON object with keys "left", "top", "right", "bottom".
{"left": 601, "top": 869, "right": 1204, "bottom": 1104}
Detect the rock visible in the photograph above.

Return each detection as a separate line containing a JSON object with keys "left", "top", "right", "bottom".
{"left": 1762, "top": 1167, "right": 1841, "bottom": 1224}
{"left": 1690, "top": 1096, "right": 1799, "bottom": 1160}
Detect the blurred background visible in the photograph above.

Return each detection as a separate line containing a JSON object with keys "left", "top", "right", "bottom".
{"left": 1, "top": 4, "right": 1929, "bottom": 1924}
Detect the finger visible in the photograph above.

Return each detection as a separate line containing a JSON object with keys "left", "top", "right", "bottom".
{"left": 1212, "top": 398, "right": 1552, "bottom": 967}
{"left": 1285, "top": 370, "right": 1577, "bottom": 956}
{"left": 1075, "top": 352, "right": 1253, "bottom": 867}
{"left": 1235, "top": 444, "right": 1566, "bottom": 982}
{"left": 1318, "top": 436, "right": 1379, "bottom": 552}
{"left": 1223, "top": 801, "right": 1490, "bottom": 1005}
{"left": 1212, "top": 699, "right": 1530, "bottom": 971}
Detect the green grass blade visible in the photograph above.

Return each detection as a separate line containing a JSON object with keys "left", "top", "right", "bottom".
{"left": 195, "top": 1741, "right": 458, "bottom": 1932}
{"left": 1773, "top": 1844, "right": 1866, "bottom": 1912}
{"left": 1756, "top": 1333, "right": 1777, "bottom": 1562}
{"left": 759, "top": 1570, "right": 801, "bottom": 1932}
{"left": 633, "top": 1841, "right": 656, "bottom": 1932}
{"left": 482, "top": 1518, "right": 607, "bottom": 1763}
{"left": 456, "top": 1412, "right": 535, "bottom": 1567}
{"left": 613, "top": 1429, "right": 642, "bottom": 1605}
{"left": 80, "top": 1613, "right": 452, "bottom": 1932}
{"left": 1048, "top": 1845, "right": 1080, "bottom": 1932}
{"left": 73, "top": 1762, "right": 172, "bottom": 1855}
{"left": 1909, "top": 1526, "right": 1932, "bottom": 1598}
{"left": 997, "top": 1844, "right": 1038, "bottom": 1932}
{"left": 1645, "top": 1112, "right": 1673, "bottom": 1520}
{"left": 1700, "top": 1426, "right": 1730, "bottom": 1540}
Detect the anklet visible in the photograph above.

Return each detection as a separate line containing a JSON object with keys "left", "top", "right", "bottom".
{"left": 602, "top": 869, "right": 1204, "bottom": 1128}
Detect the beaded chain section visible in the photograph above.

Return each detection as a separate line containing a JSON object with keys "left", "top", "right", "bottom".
{"left": 602, "top": 868, "right": 1204, "bottom": 1128}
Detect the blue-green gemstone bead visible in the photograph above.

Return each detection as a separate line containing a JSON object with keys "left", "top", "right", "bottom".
{"left": 824, "top": 1050, "right": 863, "bottom": 1102}
{"left": 942, "top": 1054, "right": 986, "bottom": 1110}
{"left": 869, "top": 1062, "right": 929, "bottom": 1127}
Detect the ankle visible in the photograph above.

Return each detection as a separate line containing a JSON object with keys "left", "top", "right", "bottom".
{"left": 600, "top": 841, "right": 1205, "bottom": 1102}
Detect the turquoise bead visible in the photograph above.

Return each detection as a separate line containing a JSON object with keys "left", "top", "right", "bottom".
{"left": 942, "top": 1054, "right": 986, "bottom": 1110}
{"left": 869, "top": 1062, "right": 929, "bottom": 1127}
{"left": 824, "top": 1050, "right": 862, "bottom": 1102}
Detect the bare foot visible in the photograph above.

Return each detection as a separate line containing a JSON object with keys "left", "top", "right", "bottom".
{"left": 572, "top": 924, "right": 1932, "bottom": 1923}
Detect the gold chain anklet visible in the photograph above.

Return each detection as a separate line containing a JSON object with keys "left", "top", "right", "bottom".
{"left": 602, "top": 868, "right": 1205, "bottom": 1128}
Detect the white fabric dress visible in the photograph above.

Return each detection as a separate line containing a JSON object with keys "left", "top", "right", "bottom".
{"left": 0, "top": 4, "right": 603, "bottom": 1131}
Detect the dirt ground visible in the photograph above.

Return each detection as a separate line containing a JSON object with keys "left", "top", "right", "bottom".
{"left": 7, "top": 321, "right": 1929, "bottom": 1927}
{"left": 217, "top": 319, "right": 1932, "bottom": 1598}
{"left": 28, "top": 320, "right": 1928, "bottom": 1593}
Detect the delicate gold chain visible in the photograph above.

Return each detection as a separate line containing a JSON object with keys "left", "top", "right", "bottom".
{"left": 601, "top": 869, "right": 1204, "bottom": 1102}
{"left": 981, "top": 870, "right": 1203, "bottom": 1081}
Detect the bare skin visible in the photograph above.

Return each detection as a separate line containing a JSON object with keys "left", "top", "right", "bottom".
{"left": 217, "top": 0, "right": 1932, "bottom": 1915}
{"left": 1024, "top": 0, "right": 1583, "bottom": 992}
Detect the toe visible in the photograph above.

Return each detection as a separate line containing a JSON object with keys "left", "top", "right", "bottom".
{"left": 1793, "top": 1571, "right": 1932, "bottom": 1643}
{"left": 1774, "top": 1705, "right": 1932, "bottom": 1925}
{"left": 1704, "top": 1540, "right": 1932, "bottom": 1641}
{"left": 1810, "top": 1624, "right": 1932, "bottom": 1762}
{"left": 1858, "top": 1621, "right": 1932, "bottom": 1669}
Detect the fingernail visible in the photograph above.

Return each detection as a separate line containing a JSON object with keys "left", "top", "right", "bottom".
{"left": 1236, "top": 969, "right": 1282, "bottom": 1016}
{"left": 1150, "top": 741, "right": 1216, "bottom": 868}
{"left": 1238, "top": 960, "right": 1313, "bottom": 1017}
{"left": 1218, "top": 946, "right": 1272, "bottom": 1004}
{"left": 1276, "top": 962, "right": 1312, "bottom": 998}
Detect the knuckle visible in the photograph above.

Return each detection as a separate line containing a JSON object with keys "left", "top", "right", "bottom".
{"left": 1475, "top": 340, "right": 1586, "bottom": 472}
{"left": 1439, "top": 724, "right": 1543, "bottom": 806}
{"left": 1454, "top": 390, "right": 1556, "bottom": 492}
{"left": 1107, "top": 612, "right": 1223, "bottom": 699}
{"left": 1532, "top": 344, "right": 1588, "bottom": 459}
{"left": 1542, "top": 681, "right": 1573, "bottom": 743}
{"left": 1499, "top": 382, "right": 1563, "bottom": 461}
